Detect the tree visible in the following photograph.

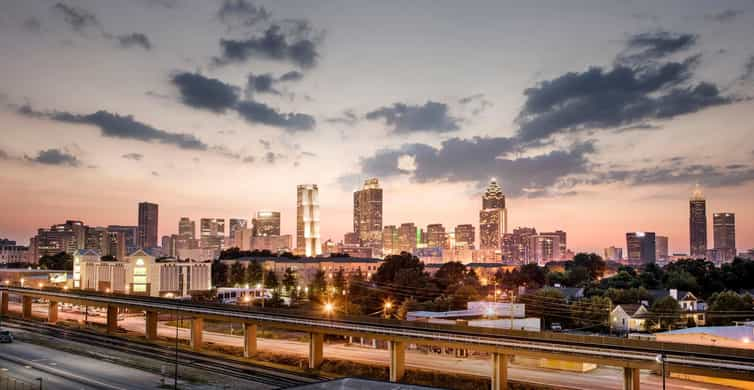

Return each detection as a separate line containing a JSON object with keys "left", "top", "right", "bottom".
{"left": 565, "top": 266, "right": 591, "bottom": 287}
{"left": 665, "top": 270, "right": 699, "bottom": 294}
{"left": 571, "top": 296, "right": 611, "bottom": 329}
{"left": 309, "top": 269, "right": 327, "bottom": 302}
{"left": 639, "top": 263, "right": 664, "bottom": 289}
{"left": 282, "top": 267, "right": 297, "bottom": 294}
{"left": 229, "top": 261, "right": 245, "bottom": 286}
{"left": 332, "top": 268, "right": 347, "bottom": 294}
{"left": 39, "top": 252, "right": 73, "bottom": 270}
{"left": 396, "top": 297, "right": 416, "bottom": 320}
{"left": 211, "top": 260, "right": 228, "bottom": 287}
{"left": 373, "top": 252, "right": 430, "bottom": 291}
{"left": 707, "top": 291, "right": 754, "bottom": 326}
{"left": 571, "top": 253, "right": 606, "bottom": 281}
{"left": 264, "top": 270, "right": 278, "bottom": 290}
{"left": 650, "top": 296, "right": 681, "bottom": 330}
{"left": 245, "top": 260, "right": 263, "bottom": 286}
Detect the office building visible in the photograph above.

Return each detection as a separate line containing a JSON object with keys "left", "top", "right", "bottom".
{"left": 382, "top": 225, "right": 399, "bottom": 256}
{"left": 353, "top": 178, "right": 383, "bottom": 254}
{"left": 0, "top": 241, "right": 31, "bottom": 264}
{"left": 479, "top": 179, "right": 507, "bottom": 250}
{"left": 32, "top": 220, "right": 85, "bottom": 259}
{"left": 541, "top": 230, "right": 567, "bottom": 255}
{"left": 107, "top": 230, "right": 126, "bottom": 260}
{"left": 296, "top": 184, "right": 321, "bottom": 257}
{"left": 502, "top": 227, "right": 537, "bottom": 264}
{"left": 397, "top": 223, "right": 417, "bottom": 253}
{"left": 689, "top": 185, "right": 707, "bottom": 258}
{"left": 85, "top": 226, "right": 110, "bottom": 255}
{"left": 178, "top": 217, "right": 196, "bottom": 240}
{"left": 426, "top": 224, "right": 447, "bottom": 249}
{"left": 252, "top": 211, "right": 281, "bottom": 237}
{"left": 603, "top": 246, "right": 623, "bottom": 262}
{"left": 528, "top": 234, "right": 561, "bottom": 265}
{"left": 655, "top": 236, "right": 669, "bottom": 263}
{"left": 200, "top": 218, "right": 225, "bottom": 250}
{"left": 713, "top": 212, "right": 736, "bottom": 263}
{"left": 250, "top": 235, "right": 292, "bottom": 253}
{"left": 137, "top": 202, "right": 159, "bottom": 249}
{"left": 107, "top": 225, "right": 138, "bottom": 251}
{"left": 229, "top": 218, "right": 248, "bottom": 240}
{"left": 626, "top": 232, "right": 656, "bottom": 266}
{"left": 454, "top": 224, "right": 475, "bottom": 250}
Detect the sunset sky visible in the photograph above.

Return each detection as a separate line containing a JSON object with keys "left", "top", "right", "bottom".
{"left": 1, "top": 0, "right": 753, "bottom": 254}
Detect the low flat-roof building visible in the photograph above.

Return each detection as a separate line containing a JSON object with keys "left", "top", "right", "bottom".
{"left": 74, "top": 248, "right": 212, "bottom": 297}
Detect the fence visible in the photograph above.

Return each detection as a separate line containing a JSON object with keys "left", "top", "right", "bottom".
{"left": 0, "top": 374, "right": 41, "bottom": 390}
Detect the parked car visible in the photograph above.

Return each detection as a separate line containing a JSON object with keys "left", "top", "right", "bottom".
{"left": 0, "top": 330, "right": 13, "bottom": 343}
{"left": 550, "top": 323, "right": 563, "bottom": 332}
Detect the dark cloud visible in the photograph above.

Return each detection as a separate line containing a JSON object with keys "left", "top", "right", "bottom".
{"left": 741, "top": 56, "right": 754, "bottom": 82}
{"left": 236, "top": 100, "right": 315, "bottom": 132}
{"left": 151, "top": 171, "right": 159, "bottom": 176}
{"left": 144, "top": 0, "right": 179, "bottom": 8}
{"left": 613, "top": 123, "right": 662, "bottom": 133}
{"left": 214, "top": 25, "right": 318, "bottom": 68}
{"left": 246, "top": 73, "right": 279, "bottom": 96}
{"left": 515, "top": 57, "right": 732, "bottom": 143}
{"left": 171, "top": 72, "right": 240, "bottom": 112}
{"left": 25, "top": 148, "right": 80, "bottom": 167}
{"left": 122, "top": 153, "right": 143, "bottom": 161}
{"left": 217, "top": 0, "right": 269, "bottom": 29}
{"left": 264, "top": 151, "right": 284, "bottom": 164}
{"left": 343, "top": 136, "right": 595, "bottom": 197}
{"left": 0, "top": 148, "right": 10, "bottom": 160}
{"left": 705, "top": 9, "right": 743, "bottom": 23}
{"left": 458, "top": 93, "right": 493, "bottom": 116}
{"left": 326, "top": 109, "right": 358, "bottom": 126}
{"left": 617, "top": 31, "right": 697, "bottom": 64}
{"left": 259, "top": 139, "right": 271, "bottom": 150}
{"left": 18, "top": 105, "right": 208, "bottom": 151}
{"left": 279, "top": 71, "right": 304, "bottom": 82}
{"left": 588, "top": 162, "right": 754, "bottom": 188}
{"left": 52, "top": 3, "right": 100, "bottom": 32}
{"left": 365, "top": 101, "right": 460, "bottom": 134}
{"left": 23, "top": 18, "right": 41, "bottom": 33}
{"left": 117, "top": 33, "right": 152, "bottom": 50}
{"left": 242, "top": 156, "right": 255, "bottom": 163}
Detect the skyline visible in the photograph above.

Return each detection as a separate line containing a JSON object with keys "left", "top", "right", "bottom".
{"left": 1, "top": 1, "right": 754, "bottom": 253}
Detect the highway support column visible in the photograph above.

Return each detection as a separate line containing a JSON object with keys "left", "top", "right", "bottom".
{"left": 190, "top": 317, "right": 204, "bottom": 352}
{"left": 0, "top": 291, "right": 8, "bottom": 316}
{"left": 106, "top": 305, "right": 118, "bottom": 333}
{"left": 48, "top": 301, "right": 58, "bottom": 324}
{"left": 491, "top": 352, "right": 509, "bottom": 390}
{"left": 243, "top": 323, "right": 257, "bottom": 358}
{"left": 309, "top": 332, "right": 324, "bottom": 369}
{"left": 22, "top": 295, "right": 32, "bottom": 319}
{"left": 388, "top": 340, "right": 406, "bottom": 382}
{"left": 623, "top": 367, "right": 640, "bottom": 390}
{"left": 145, "top": 311, "right": 158, "bottom": 340}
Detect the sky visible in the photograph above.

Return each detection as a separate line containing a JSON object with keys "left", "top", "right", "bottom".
{"left": 1, "top": 0, "right": 753, "bottom": 254}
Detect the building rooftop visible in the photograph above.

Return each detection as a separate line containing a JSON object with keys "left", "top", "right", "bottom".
{"left": 230, "top": 256, "right": 382, "bottom": 264}
{"left": 659, "top": 325, "right": 754, "bottom": 341}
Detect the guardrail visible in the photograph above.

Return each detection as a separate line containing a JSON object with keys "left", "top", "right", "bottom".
{"left": 4, "top": 286, "right": 754, "bottom": 375}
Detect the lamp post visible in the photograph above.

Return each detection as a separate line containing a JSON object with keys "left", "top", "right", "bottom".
{"left": 655, "top": 353, "right": 666, "bottom": 390}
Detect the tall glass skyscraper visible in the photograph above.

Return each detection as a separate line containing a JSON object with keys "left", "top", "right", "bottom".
{"left": 353, "top": 178, "right": 383, "bottom": 254}
{"left": 297, "top": 184, "right": 321, "bottom": 257}
{"left": 713, "top": 212, "right": 736, "bottom": 262}
{"left": 137, "top": 202, "right": 158, "bottom": 249}
{"left": 689, "top": 185, "right": 707, "bottom": 258}
{"left": 479, "top": 179, "right": 507, "bottom": 250}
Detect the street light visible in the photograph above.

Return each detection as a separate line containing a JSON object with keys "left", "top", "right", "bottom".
{"left": 655, "top": 354, "right": 666, "bottom": 390}
{"left": 383, "top": 300, "right": 393, "bottom": 319}
{"left": 323, "top": 302, "right": 334, "bottom": 317}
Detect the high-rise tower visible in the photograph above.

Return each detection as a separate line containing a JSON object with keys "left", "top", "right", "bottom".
{"left": 689, "top": 184, "right": 707, "bottom": 258}
{"left": 137, "top": 202, "right": 158, "bottom": 249}
{"left": 297, "top": 184, "right": 321, "bottom": 257}
{"left": 353, "top": 178, "right": 383, "bottom": 254}
{"left": 713, "top": 212, "right": 736, "bottom": 263}
{"left": 479, "top": 179, "right": 507, "bottom": 250}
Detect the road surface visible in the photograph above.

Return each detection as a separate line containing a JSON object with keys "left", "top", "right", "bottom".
{"left": 8, "top": 302, "right": 740, "bottom": 390}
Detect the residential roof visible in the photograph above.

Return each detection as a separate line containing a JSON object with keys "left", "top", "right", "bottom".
{"left": 659, "top": 326, "right": 754, "bottom": 341}
{"left": 613, "top": 304, "right": 646, "bottom": 317}
{"left": 74, "top": 249, "right": 101, "bottom": 257}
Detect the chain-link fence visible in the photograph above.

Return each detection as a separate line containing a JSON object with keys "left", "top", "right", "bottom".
{"left": 0, "top": 374, "right": 40, "bottom": 390}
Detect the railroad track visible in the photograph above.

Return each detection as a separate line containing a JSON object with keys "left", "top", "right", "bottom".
{"left": 1, "top": 317, "right": 324, "bottom": 389}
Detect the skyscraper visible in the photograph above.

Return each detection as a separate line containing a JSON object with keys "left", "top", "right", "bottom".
{"left": 426, "top": 224, "right": 447, "bottom": 249}
{"left": 137, "top": 202, "right": 158, "bottom": 249}
{"left": 626, "top": 232, "right": 656, "bottom": 266}
{"left": 382, "top": 225, "right": 398, "bottom": 256}
{"left": 296, "top": 184, "right": 321, "bottom": 257}
{"left": 603, "top": 246, "right": 623, "bottom": 262}
{"left": 353, "top": 178, "right": 383, "bottom": 254}
{"left": 689, "top": 185, "right": 707, "bottom": 258}
{"left": 397, "top": 223, "right": 417, "bottom": 253}
{"left": 252, "top": 211, "right": 281, "bottom": 237}
{"left": 229, "top": 218, "right": 248, "bottom": 240}
{"left": 454, "top": 224, "right": 475, "bottom": 249}
{"left": 178, "top": 217, "right": 195, "bottom": 240}
{"left": 713, "top": 212, "right": 736, "bottom": 263}
{"left": 655, "top": 235, "right": 669, "bottom": 263}
{"left": 479, "top": 179, "right": 507, "bottom": 250}
{"left": 200, "top": 218, "right": 224, "bottom": 250}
